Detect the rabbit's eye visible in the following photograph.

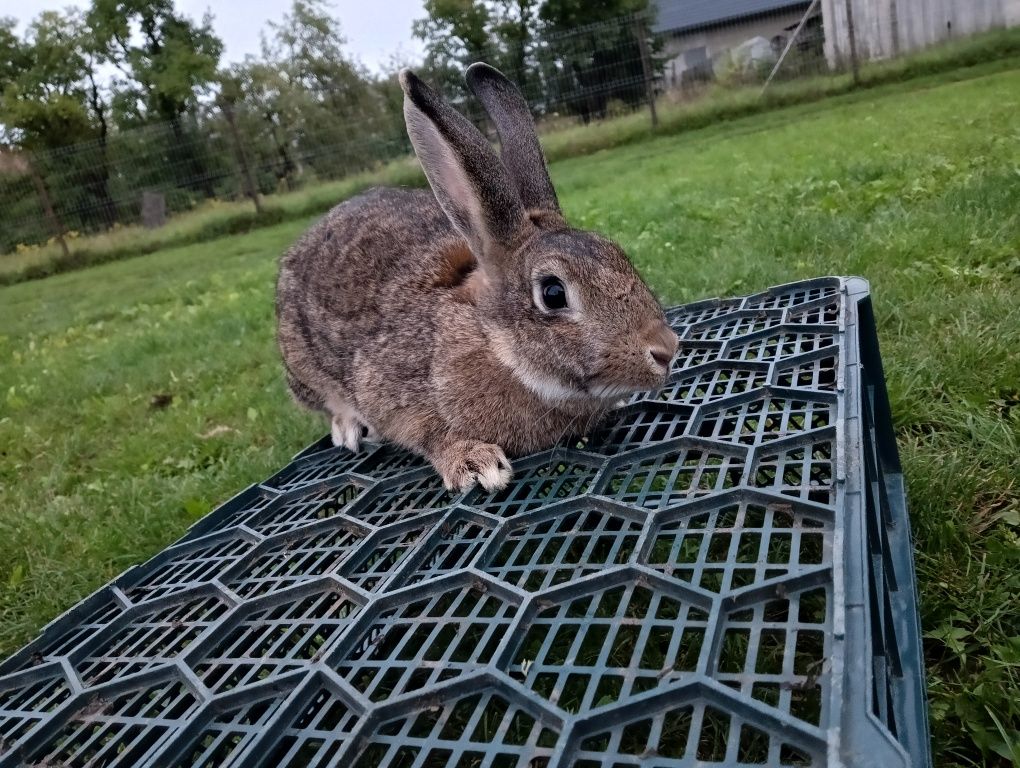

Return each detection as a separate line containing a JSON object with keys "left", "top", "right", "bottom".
{"left": 540, "top": 276, "right": 568, "bottom": 311}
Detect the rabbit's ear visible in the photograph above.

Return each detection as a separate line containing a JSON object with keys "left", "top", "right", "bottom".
{"left": 465, "top": 63, "right": 560, "bottom": 215}
{"left": 400, "top": 69, "right": 530, "bottom": 273}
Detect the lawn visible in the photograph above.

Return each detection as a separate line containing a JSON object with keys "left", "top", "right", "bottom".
{"left": 1, "top": 66, "right": 1018, "bottom": 765}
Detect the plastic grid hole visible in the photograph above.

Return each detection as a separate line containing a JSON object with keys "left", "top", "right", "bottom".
{"left": 512, "top": 582, "right": 708, "bottom": 713}
{"left": 716, "top": 586, "right": 830, "bottom": 728}
{"left": 171, "top": 693, "right": 291, "bottom": 768}
{"left": 744, "top": 283, "right": 840, "bottom": 311}
{"left": 343, "top": 522, "right": 436, "bottom": 592}
{"left": 686, "top": 311, "right": 785, "bottom": 342}
{"left": 697, "top": 396, "right": 834, "bottom": 446}
{"left": 76, "top": 595, "right": 229, "bottom": 686}
{"left": 667, "top": 300, "right": 743, "bottom": 327}
{"left": 753, "top": 439, "right": 835, "bottom": 506}
{"left": 636, "top": 365, "right": 769, "bottom": 408}
{"left": 193, "top": 588, "right": 361, "bottom": 692}
{"left": 0, "top": 673, "right": 72, "bottom": 751}
{"left": 484, "top": 506, "right": 643, "bottom": 592}
{"left": 264, "top": 448, "right": 373, "bottom": 493}
{"left": 18, "top": 594, "right": 126, "bottom": 666}
{"left": 336, "top": 584, "right": 516, "bottom": 702}
{"left": 227, "top": 524, "right": 367, "bottom": 599}
{"left": 246, "top": 482, "right": 367, "bottom": 537}
{"left": 645, "top": 500, "right": 831, "bottom": 593}
{"left": 125, "top": 535, "right": 255, "bottom": 602}
{"left": 353, "top": 444, "right": 430, "bottom": 478}
{"left": 731, "top": 332, "right": 836, "bottom": 362}
{"left": 573, "top": 701, "right": 818, "bottom": 766}
{"left": 604, "top": 447, "right": 746, "bottom": 510}
{"left": 464, "top": 457, "right": 601, "bottom": 518}
{"left": 261, "top": 683, "right": 361, "bottom": 767}
{"left": 349, "top": 473, "right": 459, "bottom": 528}
{"left": 201, "top": 487, "right": 280, "bottom": 536}
{"left": 353, "top": 689, "right": 560, "bottom": 768}
{"left": 787, "top": 300, "right": 841, "bottom": 326}
{"left": 672, "top": 343, "right": 724, "bottom": 372}
{"left": 774, "top": 354, "right": 839, "bottom": 391}
{"left": 402, "top": 516, "right": 496, "bottom": 585}
{"left": 590, "top": 405, "right": 691, "bottom": 454}
{"left": 24, "top": 679, "right": 201, "bottom": 767}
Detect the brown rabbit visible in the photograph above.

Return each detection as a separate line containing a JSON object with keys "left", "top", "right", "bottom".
{"left": 276, "top": 63, "right": 677, "bottom": 492}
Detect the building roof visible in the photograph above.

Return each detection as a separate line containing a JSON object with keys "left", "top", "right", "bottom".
{"left": 652, "top": 0, "right": 812, "bottom": 35}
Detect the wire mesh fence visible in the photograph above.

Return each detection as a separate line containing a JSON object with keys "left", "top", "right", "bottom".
{"left": 0, "top": 0, "right": 1011, "bottom": 256}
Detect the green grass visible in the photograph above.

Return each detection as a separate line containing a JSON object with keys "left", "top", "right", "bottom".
{"left": 0, "top": 158, "right": 426, "bottom": 286}
{"left": 3, "top": 25, "right": 1020, "bottom": 287}
{"left": 1, "top": 66, "right": 1019, "bottom": 765}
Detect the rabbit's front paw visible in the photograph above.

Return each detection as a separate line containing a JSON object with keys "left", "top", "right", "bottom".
{"left": 434, "top": 440, "right": 513, "bottom": 492}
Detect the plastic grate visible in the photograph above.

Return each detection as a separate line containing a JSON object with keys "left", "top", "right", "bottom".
{"left": 510, "top": 573, "right": 712, "bottom": 712}
{"left": 0, "top": 277, "right": 930, "bottom": 768}
{"left": 168, "top": 689, "right": 291, "bottom": 768}
{"left": 259, "top": 676, "right": 361, "bottom": 767}
{"left": 224, "top": 521, "right": 369, "bottom": 598}
{"left": 27, "top": 673, "right": 201, "bottom": 767}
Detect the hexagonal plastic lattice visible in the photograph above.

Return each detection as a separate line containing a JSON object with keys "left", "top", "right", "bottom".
{"left": 0, "top": 278, "right": 930, "bottom": 768}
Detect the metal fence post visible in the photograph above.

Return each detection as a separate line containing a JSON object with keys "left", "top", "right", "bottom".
{"left": 762, "top": 0, "right": 822, "bottom": 96}
{"left": 221, "top": 100, "right": 264, "bottom": 215}
{"left": 634, "top": 15, "right": 659, "bottom": 128}
{"left": 844, "top": 0, "right": 862, "bottom": 84}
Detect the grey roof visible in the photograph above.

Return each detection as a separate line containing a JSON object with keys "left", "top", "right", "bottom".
{"left": 652, "top": 0, "right": 812, "bottom": 34}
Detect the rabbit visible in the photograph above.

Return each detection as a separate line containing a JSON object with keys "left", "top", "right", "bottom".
{"left": 276, "top": 63, "right": 678, "bottom": 493}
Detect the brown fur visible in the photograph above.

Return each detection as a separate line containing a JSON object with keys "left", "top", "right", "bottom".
{"left": 432, "top": 242, "right": 477, "bottom": 289}
{"left": 276, "top": 65, "right": 677, "bottom": 491}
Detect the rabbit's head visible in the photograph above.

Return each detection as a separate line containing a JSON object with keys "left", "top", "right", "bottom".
{"left": 401, "top": 64, "right": 677, "bottom": 404}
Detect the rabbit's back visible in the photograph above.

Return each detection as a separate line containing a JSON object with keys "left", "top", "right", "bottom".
{"left": 276, "top": 186, "right": 459, "bottom": 411}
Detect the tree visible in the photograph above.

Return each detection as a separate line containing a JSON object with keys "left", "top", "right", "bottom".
{"left": 0, "top": 10, "right": 118, "bottom": 231}
{"left": 537, "top": 0, "right": 657, "bottom": 122}
{"left": 413, "top": 0, "right": 491, "bottom": 98}
{"left": 0, "top": 11, "right": 93, "bottom": 150}
{"left": 88, "top": 0, "right": 222, "bottom": 126}
{"left": 88, "top": 0, "right": 223, "bottom": 195}
{"left": 538, "top": 0, "right": 648, "bottom": 30}
{"left": 412, "top": 0, "right": 540, "bottom": 98}
{"left": 255, "top": 0, "right": 400, "bottom": 180}
{"left": 491, "top": 0, "right": 540, "bottom": 90}
{"left": 222, "top": 59, "right": 302, "bottom": 189}
{"left": 0, "top": 17, "right": 32, "bottom": 106}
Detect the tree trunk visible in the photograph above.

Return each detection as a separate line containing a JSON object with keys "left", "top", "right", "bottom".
{"left": 29, "top": 159, "right": 70, "bottom": 259}
{"left": 266, "top": 111, "right": 296, "bottom": 186}
{"left": 87, "top": 70, "right": 119, "bottom": 228}
{"left": 222, "top": 100, "right": 263, "bottom": 214}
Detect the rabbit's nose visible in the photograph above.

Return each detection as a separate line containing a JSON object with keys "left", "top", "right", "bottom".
{"left": 644, "top": 322, "right": 679, "bottom": 371}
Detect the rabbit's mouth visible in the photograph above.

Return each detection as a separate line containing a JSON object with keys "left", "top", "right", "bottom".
{"left": 582, "top": 357, "right": 670, "bottom": 400}
{"left": 583, "top": 379, "right": 658, "bottom": 401}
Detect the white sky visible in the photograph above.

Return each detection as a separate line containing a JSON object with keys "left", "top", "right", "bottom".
{"left": 0, "top": 0, "right": 426, "bottom": 72}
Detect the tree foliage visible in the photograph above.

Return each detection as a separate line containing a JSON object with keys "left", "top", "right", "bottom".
{"left": 0, "top": 0, "right": 664, "bottom": 252}
{"left": 0, "top": 10, "right": 97, "bottom": 150}
{"left": 411, "top": 0, "right": 655, "bottom": 117}
{"left": 87, "top": 0, "right": 222, "bottom": 126}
